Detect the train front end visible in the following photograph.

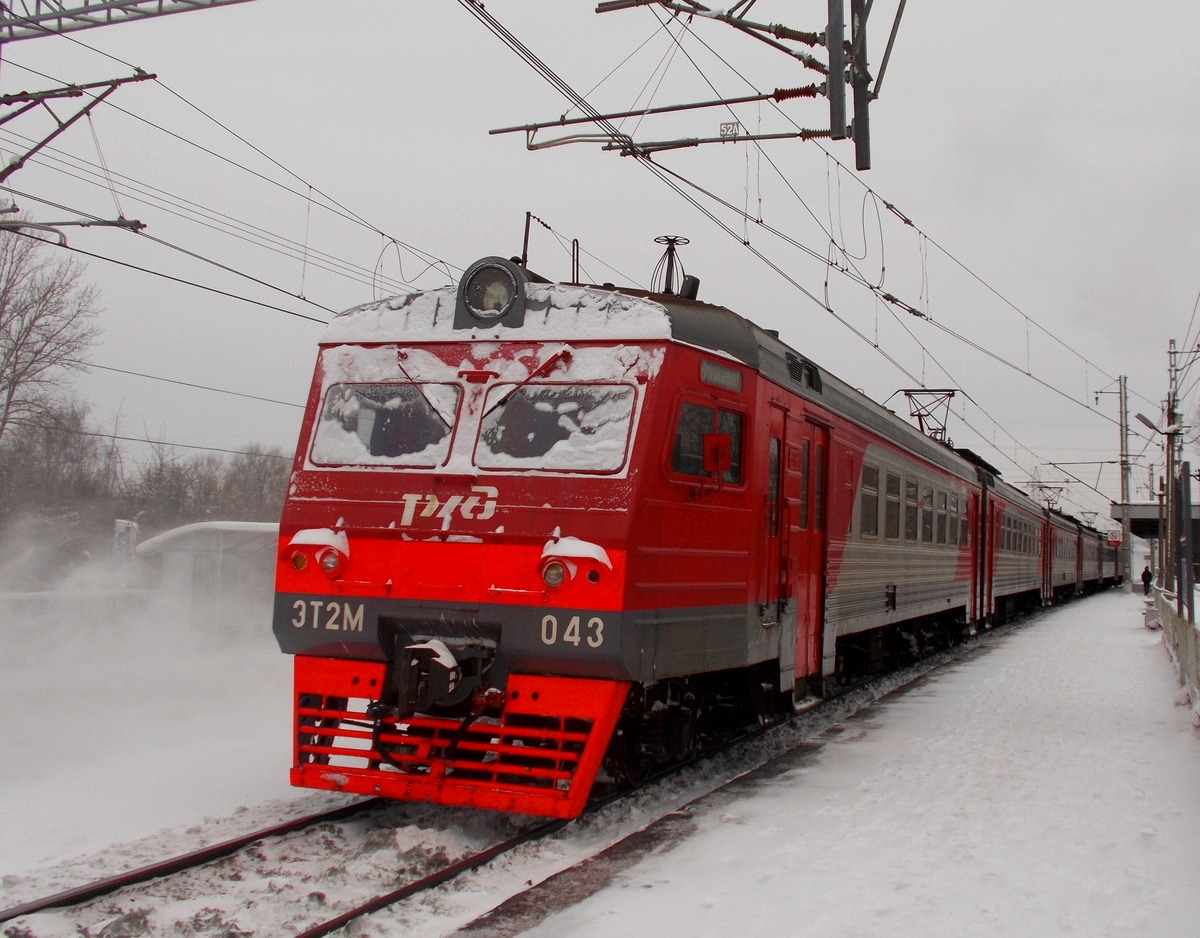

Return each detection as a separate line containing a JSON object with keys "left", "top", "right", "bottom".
{"left": 272, "top": 258, "right": 666, "bottom": 818}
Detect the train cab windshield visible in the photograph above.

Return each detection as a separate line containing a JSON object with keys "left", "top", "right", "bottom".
{"left": 308, "top": 377, "right": 638, "bottom": 473}
{"left": 310, "top": 382, "right": 461, "bottom": 466}
{"left": 477, "top": 383, "right": 636, "bottom": 471}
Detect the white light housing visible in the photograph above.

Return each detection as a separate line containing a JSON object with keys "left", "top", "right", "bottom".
{"left": 464, "top": 264, "right": 518, "bottom": 322}
{"left": 317, "top": 548, "right": 343, "bottom": 576}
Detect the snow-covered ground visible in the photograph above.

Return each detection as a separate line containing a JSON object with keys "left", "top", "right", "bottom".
{"left": 0, "top": 584, "right": 320, "bottom": 880}
{"left": 516, "top": 589, "right": 1200, "bottom": 938}
{"left": 3, "top": 587, "right": 1198, "bottom": 936}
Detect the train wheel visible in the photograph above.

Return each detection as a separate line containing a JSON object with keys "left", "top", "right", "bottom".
{"left": 604, "top": 724, "right": 650, "bottom": 787}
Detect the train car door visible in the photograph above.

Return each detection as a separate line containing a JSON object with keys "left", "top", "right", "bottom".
{"left": 977, "top": 485, "right": 994, "bottom": 624}
{"left": 970, "top": 491, "right": 983, "bottom": 623}
{"left": 787, "top": 416, "right": 826, "bottom": 689}
{"left": 1041, "top": 516, "right": 1052, "bottom": 602}
{"left": 764, "top": 406, "right": 788, "bottom": 628}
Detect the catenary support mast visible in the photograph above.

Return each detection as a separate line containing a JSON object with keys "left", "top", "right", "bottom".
{"left": 0, "top": 1, "right": 256, "bottom": 43}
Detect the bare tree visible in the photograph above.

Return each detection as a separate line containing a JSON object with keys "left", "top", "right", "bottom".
{"left": 0, "top": 395, "right": 107, "bottom": 516}
{"left": 0, "top": 225, "right": 100, "bottom": 441}
{"left": 220, "top": 443, "right": 290, "bottom": 521}
{"left": 127, "top": 438, "right": 193, "bottom": 533}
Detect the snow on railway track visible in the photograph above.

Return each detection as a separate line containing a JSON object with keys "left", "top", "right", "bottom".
{"left": 2, "top": 605, "right": 1038, "bottom": 938}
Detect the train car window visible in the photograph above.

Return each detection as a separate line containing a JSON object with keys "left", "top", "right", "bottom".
{"left": 904, "top": 476, "right": 919, "bottom": 541}
{"left": 960, "top": 515, "right": 969, "bottom": 547}
{"left": 814, "top": 444, "right": 825, "bottom": 531}
{"left": 477, "top": 383, "right": 636, "bottom": 471}
{"left": 948, "top": 495, "right": 959, "bottom": 546}
{"left": 921, "top": 485, "right": 934, "bottom": 543}
{"left": 799, "top": 440, "right": 810, "bottom": 529}
{"left": 936, "top": 491, "right": 948, "bottom": 544}
{"left": 669, "top": 401, "right": 743, "bottom": 483}
{"left": 767, "top": 438, "right": 780, "bottom": 537}
{"left": 311, "top": 382, "right": 461, "bottom": 467}
{"left": 860, "top": 464, "right": 880, "bottom": 538}
{"left": 885, "top": 472, "right": 901, "bottom": 539}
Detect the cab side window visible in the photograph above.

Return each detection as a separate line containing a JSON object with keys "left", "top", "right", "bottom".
{"left": 670, "top": 400, "right": 744, "bottom": 484}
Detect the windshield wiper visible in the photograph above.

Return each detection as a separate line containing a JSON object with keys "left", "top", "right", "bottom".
{"left": 482, "top": 348, "right": 573, "bottom": 419}
{"left": 393, "top": 351, "right": 456, "bottom": 427}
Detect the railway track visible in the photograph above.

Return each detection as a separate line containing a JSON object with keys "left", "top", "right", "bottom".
{"left": 448, "top": 618, "right": 1033, "bottom": 936}
{"left": 2, "top": 613, "right": 1035, "bottom": 938}
{"left": 0, "top": 799, "right": 383, "bottom": 925}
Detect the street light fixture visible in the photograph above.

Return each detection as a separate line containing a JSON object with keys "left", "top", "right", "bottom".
{"left": 1137, "top": 410, "right": 1192, "bottom": 621}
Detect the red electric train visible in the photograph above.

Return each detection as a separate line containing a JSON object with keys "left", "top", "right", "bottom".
{"left": 272, "top": 253, "right": 1118, "bottom": 819}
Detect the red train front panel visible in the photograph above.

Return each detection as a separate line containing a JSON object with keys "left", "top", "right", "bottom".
{"left": 273, "top": 273, "right": 682, "bottom": 817}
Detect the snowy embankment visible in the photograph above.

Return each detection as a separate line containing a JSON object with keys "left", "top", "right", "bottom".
{"left": 2, "top": 588, "right": 1198, "bottom": 937}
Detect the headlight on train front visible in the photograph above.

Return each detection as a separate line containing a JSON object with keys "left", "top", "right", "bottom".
{"left": 317, "top": 547, "right": 344, "bottom": 576}
{"left": 464, "top": 264, "right": 518, "bottom": 322}
{"left": 454, "top": 257, "right": 529, "bottom": 330}
{"left": 542, "top": 560, "right": 568, "bottom": 588}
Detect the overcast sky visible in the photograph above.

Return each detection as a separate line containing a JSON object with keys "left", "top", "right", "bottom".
{"left": 1, "top": 0, "right": 1197, "bottom": 522}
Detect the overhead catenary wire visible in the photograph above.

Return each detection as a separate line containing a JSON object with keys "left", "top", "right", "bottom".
{"left": 653, "top": 7, "right": 1158, "bottom": 414}
{"left": 0, "top": 57, "right": 458, "bottom": 285}
{"left": 6, "top": 417, "right": 293, "bottom": 461}
{"left": 67, "top": 359, "right": 303, "bottom": 410}
{"left": 640, "top": 7, "right": 1150, "bottom": 465}
{"left": 647, "top": 156, "right": 1132, "bottom": 438}
{"left": 632, "top": 8, "right": 1124, "bottom": 434}
{"left": 0, "top": 129, "right": 424, "bottom": 297}
{"left": 5, "top": 186, "right": 335, "bottom": 321}
{"left": 459, "top": 1, "right": 1128, "bottom": 516}
{"left": 0, "top": 5, "right": 1142, "bottom": 513}
{"left": 7, "top": 218, "right": 330, "bottom": 325}
{"left": 1, "top": 2, "right": 1158, "bottom": 427}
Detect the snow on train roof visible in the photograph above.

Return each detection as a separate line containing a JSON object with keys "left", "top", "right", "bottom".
{"left": 321, "top": 283, "right": 673, "bottom": 345}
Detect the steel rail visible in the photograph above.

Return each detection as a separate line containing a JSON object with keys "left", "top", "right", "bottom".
{"left": 0, "top": 798, "right": 382, "bottom": 924}
{"left": 291, "top": 818, "right": 568, "bottom": 938}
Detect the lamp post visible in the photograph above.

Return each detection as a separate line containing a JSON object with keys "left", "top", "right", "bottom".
{"left": 1137, "top": 408, "right": 1187, "bottom": 617}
